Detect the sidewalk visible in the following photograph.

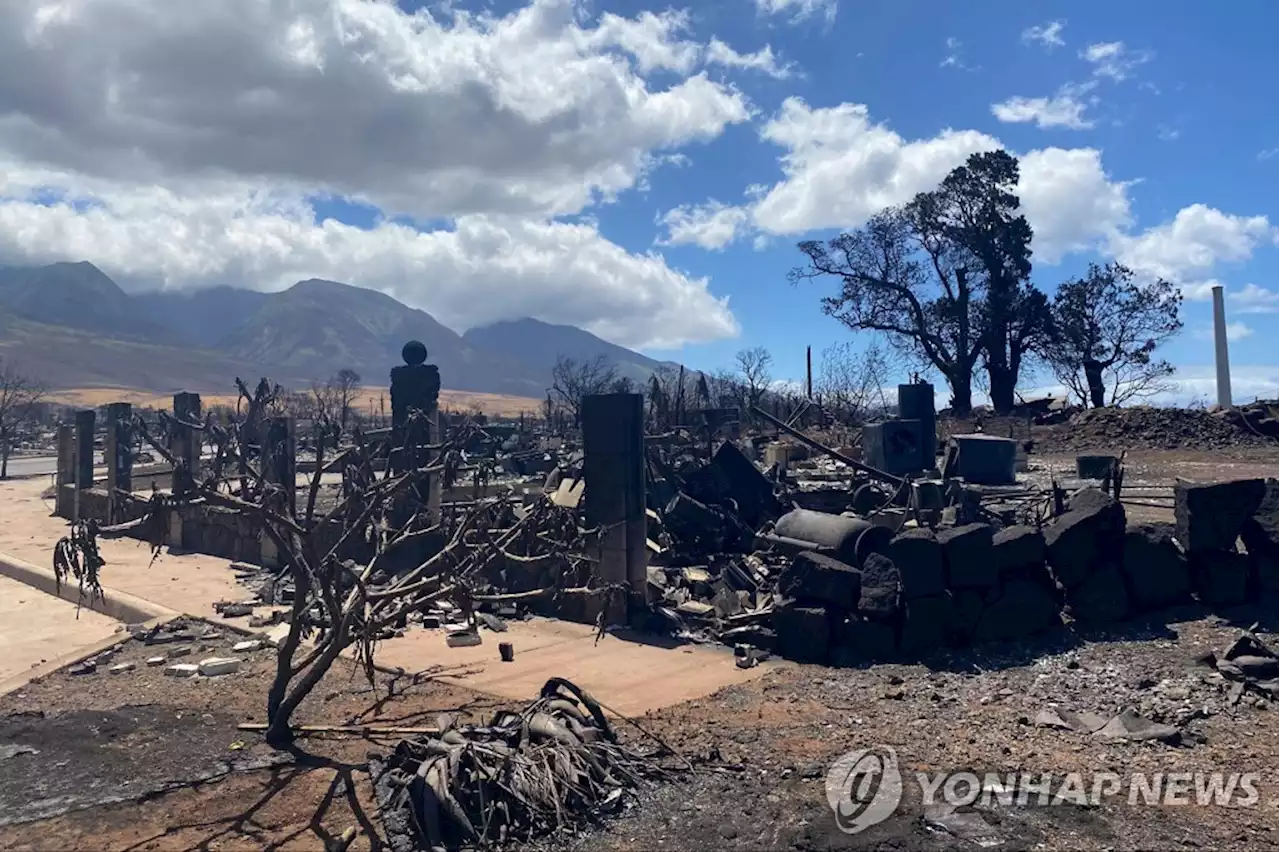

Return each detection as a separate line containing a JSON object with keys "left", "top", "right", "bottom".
{"left": 0, "top": 477, "right": 772, "bottom": 712}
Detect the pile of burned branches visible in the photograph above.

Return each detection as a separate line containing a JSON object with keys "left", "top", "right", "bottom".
{"left": 370, "top": 678, "right": 675, "bottom": 851}
{"left": 53, "top": 378, "right": 611, "bottom": 745}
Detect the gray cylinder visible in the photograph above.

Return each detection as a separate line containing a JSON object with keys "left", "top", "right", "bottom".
{"left": 773, "top": 508, "right": 891, "bottom": 567}
{"left": 898, "top": 383, "right": 937, "bottom": 470}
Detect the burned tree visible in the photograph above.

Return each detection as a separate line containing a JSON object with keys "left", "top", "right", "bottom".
{"left": 551, "top": 354, "right": 619, "bottom": 427}
{"left": 1042, "top": 262, "right": 1182, "bottom": 407}
{"left": 792, "top": 150, "right": 1048, "bottom": 415}
{"left": 53, "top": 379, "right": 598, "bottom": 746}
{"left": 815, "top": 342, "right": 893, "bottom": 423}
{"left": 733, "top": 347, "right": 774, "bottom": 409}
{"left": 0, "top": 357, "right": 46, "bottom": 480}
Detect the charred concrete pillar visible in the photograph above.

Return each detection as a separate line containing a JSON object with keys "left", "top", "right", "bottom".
{"left": 582, "top": 393, "right": 647, "bottom": 623}
{"left": 73, "top": 409, "right": 96, "bottom": 522}
{"left": 263, "top": 415, "right": 297, "bottom": 519}
{"left": 170, "top": 391, "right": 202, "bottom": 493}
{"left": 55, "top": 423, "right": 75, "bottom": 519}
{"left": 105, "top": 402, "right": 133, "bottom": 520}
{"left": 1211, "top": 284, "right": 1233, "bottom": 408}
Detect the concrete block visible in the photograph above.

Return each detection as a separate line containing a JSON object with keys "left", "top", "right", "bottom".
{"left": 887, "top": 529, "right": 945, "bottom": 599}
{"left": 1190, "top": 550, "right": 1251, "bottom": 607}
{"left": 165, "top": 663, "right": 199, "bottom": 678}
{"left": 1044, "top": 497, "right": 1126, "bottom": 588}
{"left": 232, "top": 640, "right": 263, "bottom": 653}
{"left": 1121, "top": 523, "right": 1191, "bottom": 611}
{"left": 976, "top": 580, "right": 1060, "bottom": 641}
{"left": 1065, "top": 567, "right": 1129, "bottom": 624}
{"left": 991, "top": 525, "right": 1047, "bottom": 582}
{"left": 777, "top": 551, "right": 862, "bottom": 610}
{"left": 198, "top": 657, "right": 241, "bottom": 676}
{"left": 1174, "top": 478, "right": 1267, "bottom": 553}
{"left": 856, "top": 553, "right": 900, "bottom": 620}
{"left": 264, "top": 624, "right": 291, "bottom": 647}
{"left": 108, "top": 662, "right": 136, "bottom": 674}
{"left": 900, "top": 593, "right": 953, "bottom": 655}
{"left": 146, "top": 656, "right": 166, "bottom": 667}
{"left": 446, "top": 629, "right": 482, "bottom": 648}
{"left": 937, "top": 523, "right": 997, "bottom": 589}
{"left": 830, "top": 618, "right": 897, "bottom": 666}
{"left": 862, "top": 420, "right": 925, "bottom": 475}
{"left": 949, "top": 434, "right": 1017, "bottom": 485}
{"left": 772, "top": 600, "right": 834, "bottom": 664}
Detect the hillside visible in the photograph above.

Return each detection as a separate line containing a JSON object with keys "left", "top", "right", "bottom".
{"left": 0, "top": 262, "right": 667, "bottom": 395}
{"left": 462, "top": 318, "right": 666, "bottom": 385}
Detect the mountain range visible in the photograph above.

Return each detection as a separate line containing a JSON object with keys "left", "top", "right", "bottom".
{"left": 0, "top": 261, "right": 666, "bottom": 396}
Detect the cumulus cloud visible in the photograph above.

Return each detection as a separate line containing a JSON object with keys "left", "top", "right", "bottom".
{"left": 656, "top": 202, "right": 750, "bottom": 250}
{"left": 0, "top": 0, "right": 779, "bottom": 349}
{"left": 0, "top": 0, "right": 759, "bottom": 221}
{"left": 754, "top": 0, "right": 838, "bottom": 25}
{"left": 1021, "top": 21, "right": 1066, "bottom": 49}
{"left": 1111, "top": 204, "right": 1273, "bottom": 295}
{"left": 0, "top": 161, "right": 738, "bottom": 349}
{"left": 1228, "top": 283, "right": 1280, "bottom": 314}
{"left": 1193, "top": 322, "right": 1254, "bottom": 343}
{"left": 658, "top": 100, "right": 1130, "bottom": 263}
{"left": 991, "top": 89, "right": 1094, "bottom": 130}
{"left": 1080, "top": 41, "right": 1152, "bottom": 81}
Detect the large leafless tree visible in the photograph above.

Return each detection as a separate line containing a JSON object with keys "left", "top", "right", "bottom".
{"left": 0, "top": 357, "right": 46, "bottom": 480}
{"left": 815, "top": 342, "right": 894, "bottom": 423}
{"left": 550, "top": 354, "right": 619, "bottom": 427}
{"left": 733, "top": 347, "right": 774, "bottom": 409}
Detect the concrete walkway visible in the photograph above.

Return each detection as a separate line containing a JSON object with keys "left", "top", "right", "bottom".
{"left": 0, "top": 477, "right": 770, "bottom": 712}
{"left": 0, "top": 575, "right": 121, "bottom": 684}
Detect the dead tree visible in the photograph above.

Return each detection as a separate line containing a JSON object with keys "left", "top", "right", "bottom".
{"left": 550, "top": 354, "right": 619, "bottom": 428}
{"left": 54, "top": 381, "right": 598, "bottom": 746}
{"left": 0, "top": 357, "right": 46, "bottom": 480}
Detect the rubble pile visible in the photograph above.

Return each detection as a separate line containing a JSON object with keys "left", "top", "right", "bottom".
{"left": 369, "top": 678, "right": 673, "bottom": 851}
{"left": 1049, "top": 402, "right": 1278, "bottom": 451}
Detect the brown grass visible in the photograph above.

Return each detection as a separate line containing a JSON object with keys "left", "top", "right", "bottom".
{"left": 48, "top": 386, "right": 543, "bottom": 418}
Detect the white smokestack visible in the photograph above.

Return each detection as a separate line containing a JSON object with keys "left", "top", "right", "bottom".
{"left": 1211, "top": 284, "right": 1233, "bottom": 408}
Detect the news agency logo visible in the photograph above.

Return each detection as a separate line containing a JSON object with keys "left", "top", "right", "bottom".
{"left": 825, "top": 745, "right": 1262, "bottom": 834}
{"left": 824, "top": 746, "right": 904, "bottom": 834}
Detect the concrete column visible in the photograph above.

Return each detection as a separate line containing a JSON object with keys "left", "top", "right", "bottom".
{"left": 105, "top": 402, "right": 133, "bottom": 517}
{"left": 582, "top": 393, "right": 647, "bottom": 624}
{"left": 170, "top": 391, "right": 202, "bottom": 493}
{"left": 73, "top": 409, "right": 96, "bottom": 523}
{"left": 54, "top": 423, "right": 75, "bottom": 519}
{"left": 263, "top": 415, "right": 297, "bottom": 519}
{"left": 1211, "top": 284, "right": 1233, "bottom": 408}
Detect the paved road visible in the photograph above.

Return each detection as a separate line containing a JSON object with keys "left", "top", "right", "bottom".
{"left": 3, "top": 454, "right": 103, "bottom": 479}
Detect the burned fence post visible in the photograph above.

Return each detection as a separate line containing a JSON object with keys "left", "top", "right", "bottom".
{"left": 169, "top": 391, "right": 202, "bottom": 494}
{"left": 105, "top": 402, "right": 133, "bottom": 521}
{"left": 582, "top": 392, "right": 646, "bottom": 624}
{"left": 55, "top": 422, "right": 76, "bottom": 519}
{"left": 263, "top": 415, "right": 298, "bottom": 519}
{"left": 72, "top": 408, "right": 96, "bottom": 522}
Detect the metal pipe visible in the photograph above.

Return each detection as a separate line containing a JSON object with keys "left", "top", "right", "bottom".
{"left": 750, "top": 404, "right": 904, "bottom": 487}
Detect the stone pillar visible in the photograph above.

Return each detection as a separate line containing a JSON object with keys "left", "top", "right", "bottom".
{"left": 582, "top": 393, "right": 647, "bottom": 624}
{"left": 73, "top": 409, "right": 96, "bottom": 522}
{"left": 170, "top": 391, "right": 202, "bottom": 493}
{"left": 263, "top": 415, "right": 297, "bottom": 519}
{"left": 55, "top": 423, "right": 75, "bottom": 519}
{"left": 105, "top": 402, "right": 133, "bottom": 520}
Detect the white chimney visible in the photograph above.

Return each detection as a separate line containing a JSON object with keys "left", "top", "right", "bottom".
{"left": 1211, "top": 284, "right": 1233, "bottom": 408}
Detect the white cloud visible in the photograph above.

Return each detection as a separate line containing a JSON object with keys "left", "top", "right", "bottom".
{"left": 1017, "top": 147, "right": 1134, "bottom": 263}
{"left": 1024, "top": 365, "right": 1279, "bottom": 407}
{"left": 1111, "top": 204, "right": 1273, "bottom": 292}
{"left": 705, "top": 39, "right": 795, "bottom": 79}
{"left": 0, "top": 0, "right": 754, "bottom": 221}
{"left": 754, "top": 0, "right": 838, "bottom": 25}
{"left": 1080, "top": 41, "right": 1152, "bottom": 81}
{"left": 0, "top": 0, "right": 776, "bottom": 349}
{"left": 748, "top": 99, "right": 1001, "bottom": 235}
{"left": 1228, "top": 283, "right": 1280, "bottom": 314}
{"left": 0, "top": 163, "right": 738, "bottom": 349}
{"left": 1021, "top": 21, "right": 1066, "bottom": 49}
{"left": 940, "top": 37, "right": 974, "bottom": 71}
{"left": 660, "top": 101, "right": 1130, "bottom": 262}
{"left": 1194, "top": 322, "right": 1254, "bottom": 343}
{"left": 991, "top": 83, "right": 1096, "bottom": 130}
{"left": 656, "top": 201, "right": 750, "bottom": 250}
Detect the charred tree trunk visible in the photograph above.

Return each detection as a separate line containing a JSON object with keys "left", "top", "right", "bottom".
{"left": 1084, "top": 359, "right": 1107, "bottom": 408}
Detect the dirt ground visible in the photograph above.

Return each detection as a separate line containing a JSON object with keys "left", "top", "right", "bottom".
{"left": 0, "top": 446, "right": 1276, "bottom": 851}
{"left": 47, "top": 386, "right": 543, "bottom": 417}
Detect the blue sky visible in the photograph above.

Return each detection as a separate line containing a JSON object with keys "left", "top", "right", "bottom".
{"left": 1, "top": 0, "right": 1276, "bottom": 402}
{"left": 579, "top": 0, "right": 1279, "bottom": 396}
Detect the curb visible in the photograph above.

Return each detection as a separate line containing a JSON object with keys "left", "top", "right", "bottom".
{"left": 0, "top": 550, "right": 177, "bottom": 624}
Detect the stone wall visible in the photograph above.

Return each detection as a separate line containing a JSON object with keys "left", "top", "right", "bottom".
{"left": 771, "top": 483, "right": 1278, "bottom": 666}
